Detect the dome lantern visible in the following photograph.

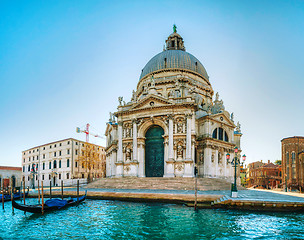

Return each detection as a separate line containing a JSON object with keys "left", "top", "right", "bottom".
{"left": 165, "top": 25, "right": 185, "bottom": 51}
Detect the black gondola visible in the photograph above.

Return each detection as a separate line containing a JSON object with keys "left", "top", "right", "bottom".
{"left": 0, "top": 190, "right": 28, "bottom": 202}
{"left": 12, "top": 193, "right": 86, "bottom": 214}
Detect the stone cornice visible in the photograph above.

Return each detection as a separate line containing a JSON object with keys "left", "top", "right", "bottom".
{"left": 116, "top": 103, "right": 196, "bottom": 117}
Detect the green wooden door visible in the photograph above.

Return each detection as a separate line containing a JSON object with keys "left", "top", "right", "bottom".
{"left": 145, "top": 126, "right": 164, "bottom": 177}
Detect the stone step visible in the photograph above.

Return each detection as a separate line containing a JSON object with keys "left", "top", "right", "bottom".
{"left": 86, "top": 177, "right": 246, "bottom": 191}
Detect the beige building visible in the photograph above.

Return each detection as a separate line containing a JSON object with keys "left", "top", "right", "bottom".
{"left": 0, "top": 166, "right": 22, "bottom": 188}
{"left": 22, "top": 138, "right": 106, "bottom": 187}
{"left": 105, "top": 27, "right": 242, "bottom": 181}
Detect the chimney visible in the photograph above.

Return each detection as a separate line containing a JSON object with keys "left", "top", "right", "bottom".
{"left": 268, "top": 160, "right": 270, "bottom": 164}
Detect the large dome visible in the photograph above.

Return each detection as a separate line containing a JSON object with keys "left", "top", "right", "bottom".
{"left": 139, "top": 49, "right": 209, "bottom": 80}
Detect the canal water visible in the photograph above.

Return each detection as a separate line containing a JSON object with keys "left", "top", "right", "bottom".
{"left": 1, "top": 199, "right": 304, "bottom": 239}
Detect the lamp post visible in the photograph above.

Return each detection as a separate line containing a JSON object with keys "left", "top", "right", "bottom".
{"left": 226, "top": 147, "right": 246, "bottom": 198}
{"left": 30, "top": 164, "right": 37, "bottom": 190}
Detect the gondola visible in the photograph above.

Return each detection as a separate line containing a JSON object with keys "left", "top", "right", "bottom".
{"left": 12, "top": 193, "right": 87, "bottom": 214}
{"left": 0, "top": 190, "right": 28, "bottom": 202}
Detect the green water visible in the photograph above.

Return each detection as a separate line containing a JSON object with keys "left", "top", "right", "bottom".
{"left": 1, "top": 199, "right": 304, "bottom": 239}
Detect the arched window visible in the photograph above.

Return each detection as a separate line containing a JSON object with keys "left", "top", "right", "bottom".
{"left": 292, "top": 152, "right": 296, "bottom": 164}
{"left": 219, "top": 128, "right": 223, "bottom": 140}
{"left": 67, "top": 159, "right": 70, "bottom": 168}
{"left": 224, "top": 132, "right": 228, "bottom": 142}
{"left": 59, "top": 160, "right": 61, "bottom": 168}
{"left": 286, "top": 152, "right": 289, "bottom": 164}
{"left": 212, "top": 128, "right": 217, "bottom": 138}
{"left": 53, "top": 160, "right": 57, "bottom": 169}
{"left": 212, "top": 127, "right": 229, "bottom": 142}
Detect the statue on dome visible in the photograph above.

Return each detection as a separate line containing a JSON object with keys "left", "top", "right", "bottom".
{"left": 231, "top": 112, "right": 234, "bottom": 122}
{"left": 150, "top": 75, "right": 155, "bottom": 87}
{"left": 173, "top": 24, "right": 177, "bottom": 33}
{"left": 215, "top": 92, "right": 219, "bottom": 101}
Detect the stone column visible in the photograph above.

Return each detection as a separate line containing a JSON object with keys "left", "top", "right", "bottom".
{"left": 132, "top": 119, "right": 138, "bottom": 162}
{"left": 138, "top": 143, "right": 145, "bottom": 177}
{"left": 186, "top": 114, "right": 192, "bottom": 161}
{"left": 215, "top": 149, "right": 218, "bottom": 178}
{"left": 204, "top": 148, "right": 211, "bottom": 177}
{"left": 168, "top": 115, "right": 174, "bottom": 161}
{"left": 117, "top": 121, "right": 123, "bottom": 163}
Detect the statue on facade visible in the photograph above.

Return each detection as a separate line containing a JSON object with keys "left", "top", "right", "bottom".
{"left": 168, "top": 88, "right": 174, "bottom": 98}
{"left": 131, "top": 90, "right": 137, "bottom": 102}
{"left": 176, "top": 120, "right": 184, "bottom": 133}
{"left": 126, "top": 127, "right": 131, "bottom": 138}
{"left": 118, "top": 96, "right": 123, "bottom": 106}
{"left": 230, "top": 112, "right": 234, "bottom": 122}
{"left": 199, "top": 152, "right": 204, "bottom": 164}
{"left": 126, "top": 147, "right": 131, "bottom": 161}
{"left": 177, "top": 144, "right": 183, "bottom": 159}
{"left": 236, "top": 121, "right": 241, "bottom": 132}
{"left": 175, "top": 79, "right": 181, "bottom": 90}
{"left": 215, "top": 92, "right": 219, "bottom": 101}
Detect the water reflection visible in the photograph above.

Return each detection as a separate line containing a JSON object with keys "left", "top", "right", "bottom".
{"left": 1, "top": 199, "right": 304, "bottom": 239}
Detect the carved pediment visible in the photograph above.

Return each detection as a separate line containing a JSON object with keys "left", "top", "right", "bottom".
{"left": 209, "top": 112, "right": 235, "bottom": 127}
{"left": 130, "top": 94, "right": 173, "bottom": 111}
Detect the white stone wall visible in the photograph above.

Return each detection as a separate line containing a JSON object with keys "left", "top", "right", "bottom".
{"left": 22, "top": 138, "right": 105, "bottom": 187}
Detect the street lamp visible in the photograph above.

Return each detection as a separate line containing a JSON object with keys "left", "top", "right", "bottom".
{"left": 30, "top": 164, "right": 37, "bottom": 190}
{"left": 226, "top": 147, "right": 246, "bottom": 198}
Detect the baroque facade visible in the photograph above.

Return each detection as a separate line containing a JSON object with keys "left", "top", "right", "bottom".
{"left": 105, "top": 27, "right": 242, "bottom": 181}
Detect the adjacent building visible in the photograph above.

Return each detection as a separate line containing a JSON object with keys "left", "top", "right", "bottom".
{"left": 247, "top": 160, "right": 281, "bottom": 189}
{"left": 105, "top": 26, "right": 243, "bottom": 181}
{"left": 22, "top": 138, "right": 106, "bottom": 187}
{"left": 282, "top": 136, "right": 304, "bottom": 190}
{"left": 247, "top": 161, "right": 264, "bottom": 187}
{"left": 0, "top": 166, "right": 22, "bottom": 188}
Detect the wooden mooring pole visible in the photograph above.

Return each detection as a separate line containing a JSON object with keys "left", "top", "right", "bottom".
{"left": 49, "top": 181, "right": 52, "bottom": 199}
{"left": 194, "top": 175, "right": 198, "bottom": 210}
{"left": 38, "top": 180, "right": 40, "bottom": 204}
{"left": 2, "top": 180, "right": 4, "bottom": 210}
{"left": 194, "top": 166, "right": 198, "bottom": 210}
{"left": 11, "top": 178, "right": 14, "bottom": 213}
{"left": 77, "top": 180, "right": 79, "bottom": 203}
{"left": 23, "top": 176, "right": 25, "bottom": 205}
{"left": 41, "top": 181, "right": 44, "bottom": 215}
{"left": 61, "top": 180, "right": 63, "bottom": 200}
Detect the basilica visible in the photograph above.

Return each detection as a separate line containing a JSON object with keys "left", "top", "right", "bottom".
{"left": 105, "top": 26, "right": 242, "bottom": 181}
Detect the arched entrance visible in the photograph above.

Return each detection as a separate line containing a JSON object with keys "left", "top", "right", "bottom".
{"left": 145, "top": 125, "right": 164, "bottom": 177}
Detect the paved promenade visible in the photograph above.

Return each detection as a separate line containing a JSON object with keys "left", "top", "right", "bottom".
{"left": 29, "top": 186, "right": 304, "bottom": 204}
{"left": 25, "top": 178, "right": 304, "bottom": 211}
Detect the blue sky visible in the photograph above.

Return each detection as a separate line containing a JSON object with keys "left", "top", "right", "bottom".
{"left": 1, "top": 0, "right": 304, "bottom": 166}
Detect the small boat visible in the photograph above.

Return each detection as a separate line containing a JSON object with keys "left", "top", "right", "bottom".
{"left": 0, "top": 190, "right": 28, "bottom": 202}
{"left": 12, "top": 193, "right": 86, "bottom": 214}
